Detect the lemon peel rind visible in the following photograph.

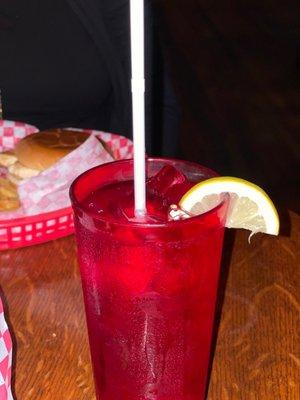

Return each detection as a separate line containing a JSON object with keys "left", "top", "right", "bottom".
{"left": 179, "top": 176, "right": 279, "bottom": 235}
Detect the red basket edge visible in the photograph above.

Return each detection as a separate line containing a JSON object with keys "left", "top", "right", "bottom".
{"left": 0, "top": 206, "right": 73, "bottom": 228}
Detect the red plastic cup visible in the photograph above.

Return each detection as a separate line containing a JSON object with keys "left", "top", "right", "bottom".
{"left": 70, "top": 158, "right": 228, "bottom": 400}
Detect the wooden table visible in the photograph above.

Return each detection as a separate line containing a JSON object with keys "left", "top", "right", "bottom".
{"left": 0, "top": 211, "right": 299, "bottom": 399}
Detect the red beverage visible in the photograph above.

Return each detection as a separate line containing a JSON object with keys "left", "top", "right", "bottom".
{"left": 70, "top": 158, "right": 228, "bottom": 400}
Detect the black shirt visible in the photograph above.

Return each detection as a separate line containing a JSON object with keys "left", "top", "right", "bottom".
{"left": 0, "top": 0, "right": 180, "bottom": 155}
{"left": 0, "top": 0, "right": 112, "bottom": 130}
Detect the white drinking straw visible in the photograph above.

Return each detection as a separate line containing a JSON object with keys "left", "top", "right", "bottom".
{"left": 130, "top": 0, "right": 146, "bottom": 217}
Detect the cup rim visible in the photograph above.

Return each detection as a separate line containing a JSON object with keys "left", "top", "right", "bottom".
{"left": 69, "top": 157, "right": 228, "bottom": 229}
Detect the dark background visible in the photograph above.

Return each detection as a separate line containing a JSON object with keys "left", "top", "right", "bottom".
{"left": 155, "top": 0, "right": 299, "bottom": 213}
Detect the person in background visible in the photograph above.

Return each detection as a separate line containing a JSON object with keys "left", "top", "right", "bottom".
{"left": 0, "top": 0, "right": 180, "bottom": 156}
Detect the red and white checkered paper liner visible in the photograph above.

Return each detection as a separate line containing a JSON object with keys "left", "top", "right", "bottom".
{"left": 0, "top": 299, "right": 13, "bottom": 400}
{"left": 0, "top": 120, "right": 38, "bottom": 149}
{"left": 0, "top": 121, "right": 133, "bottom": 221}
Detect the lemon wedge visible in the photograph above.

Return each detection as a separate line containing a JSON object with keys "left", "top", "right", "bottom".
{"left": 179, "top": 177, "right": 279, "bottom": 236}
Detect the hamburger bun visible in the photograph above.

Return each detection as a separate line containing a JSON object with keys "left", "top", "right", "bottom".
{"left": 0, "top": 129, "right": 90, "bottom": 211}
{"left": 15, "top": 129, "right": 90, "bottom": 171}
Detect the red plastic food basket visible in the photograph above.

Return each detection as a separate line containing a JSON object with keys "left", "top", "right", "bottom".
{"left": 0, "top": 120, "right": 133, "bottom": 250}
{"left": 0, "top": 121, "right": 74, "bottom": 250}
{"left": 0, "top": 207, "right": 74, "bottom": 250}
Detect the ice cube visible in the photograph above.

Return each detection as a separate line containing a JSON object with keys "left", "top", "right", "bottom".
{"left": 147, "top": 165, "right": 191, "bottom": 204}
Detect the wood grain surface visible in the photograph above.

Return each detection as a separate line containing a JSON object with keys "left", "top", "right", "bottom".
{"left": 208, "top": 211, "right": 300, "bottom": 400}
{"left": 0, "top": 211, "right": 299, "bottom": 399}
{"left": 0, "top": 237, "right": 95, "bottom": 400}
